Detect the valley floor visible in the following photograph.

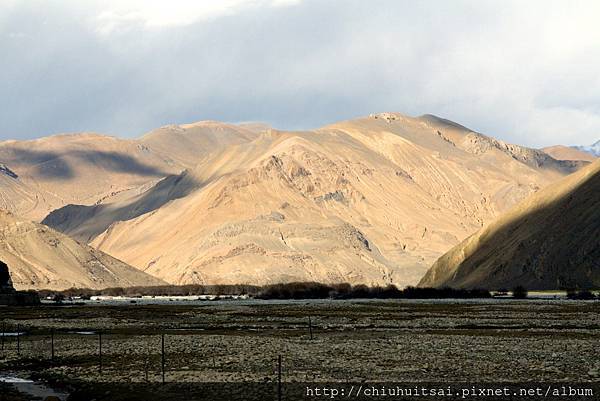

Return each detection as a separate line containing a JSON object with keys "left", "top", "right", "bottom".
{"left": 1, "top": 300, "right": 599, "bottom": 400}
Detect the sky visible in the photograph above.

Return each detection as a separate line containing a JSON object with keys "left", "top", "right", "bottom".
{"left": 1, "top": 0, "right": 600, "bottom": 147}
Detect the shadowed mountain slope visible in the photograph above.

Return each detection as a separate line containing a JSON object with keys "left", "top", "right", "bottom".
{"left": 42, "top": 171, "right": 202, "bottom": 243}
{"left": 0, "top": 123, "right": 258, "bottom": 221}
{"left": 419, "top": 160, "right": 600, "bottom": 290}
{"left": 0, "top": 133, "right": 178, "bottom": 221}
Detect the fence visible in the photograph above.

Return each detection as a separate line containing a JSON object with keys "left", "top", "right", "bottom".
{"left": 0, "top": 318, "right": 331, "bottom": 387}
{"left": 2, "top": 312, "right": 593, "bottom": 401}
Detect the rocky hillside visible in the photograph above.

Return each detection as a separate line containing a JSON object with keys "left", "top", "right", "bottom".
{"left": 419, "top": 160, "right": 600, "bottom": 290}
{"left": 43, "top": 113, "right": 579, "bottom": 287}
{"left": 0, "top": 210, "right": 165, "bottom": 290}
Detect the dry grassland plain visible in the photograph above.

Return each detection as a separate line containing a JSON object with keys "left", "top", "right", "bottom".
{"left": 1, "top": 299, "right": 599, "bottom": 400}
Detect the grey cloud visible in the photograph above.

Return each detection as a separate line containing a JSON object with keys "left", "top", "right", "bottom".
{"left": 1, "top": 0, "right": 599, "bottom": 147}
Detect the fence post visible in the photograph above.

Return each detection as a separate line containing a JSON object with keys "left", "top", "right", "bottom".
{"left": 98, "top": 331, "right": 102, "bottom": 375}
{"left": 16, "top": 324, "right": 20, "bottom": 357}
{"left": 144, "top": 355, "right": 149, "bottom": 382}
{"left": 308, "top": 316, "right": 313, "bottom": 340}
{"left": 161, "top": 333, "right": 165, "bottom": 384}
{"left": 1, "top": 321, "right": 4, "bottom": 357}
{"left": 278, "top": 354, "right": 282, "bottom": 401}
{"left": 51, "top": 329, "right": 55, "bottom": 361}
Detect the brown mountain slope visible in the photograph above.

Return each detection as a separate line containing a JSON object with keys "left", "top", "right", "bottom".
{"left": 0, "top": 210, "right": 165, "bottom": 290}
{"left": 44, "top": 113, "right": 576, "bottom": 287}
{"left": 0, "top": 123, "right": 258, "bottom": 221}
{"left": 419, "top": 160, "right": 600, "bottom": 290}
{"left": 139, "top": 121, "right": 259, "bottom": 168}
{"left": 0, "top": 168, "right": 42, "bottom": 217}
{"left": 42, "top": 171, "right": 201, "bottom": 243}
{"left": 542, "top": 145, "right": 597, "bottom": 163}
{"left": 0, "top": 133, "right": 179, "bottom": 221}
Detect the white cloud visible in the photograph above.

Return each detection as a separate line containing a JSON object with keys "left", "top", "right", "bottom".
{"left": 1, "top": 0, "right": 599, "bottom": 147}
{"left": 94, "top": 0, "right": 301, "bottom": 35}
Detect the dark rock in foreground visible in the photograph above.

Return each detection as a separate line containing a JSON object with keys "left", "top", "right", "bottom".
{"left": 0, "top": 260, "right": 40, "bottom": 306}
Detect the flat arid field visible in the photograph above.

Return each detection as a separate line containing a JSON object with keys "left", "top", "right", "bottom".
{"left": 1, "top": 300, "right": 599, "bottom": 400}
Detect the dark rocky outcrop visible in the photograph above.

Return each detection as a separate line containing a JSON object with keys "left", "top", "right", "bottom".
{"left": 0, "top": 260, "right": 14, "bottom": 292}
{"left": 0, "top": 163, "right": 18, "bottom": 179}
{"left": 0, "top": 261, "right": 40, "bottom": 306}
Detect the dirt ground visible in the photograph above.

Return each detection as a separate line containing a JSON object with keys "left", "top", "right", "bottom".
{"left": 1, "top": 299, "right": 599, "bottom": 400}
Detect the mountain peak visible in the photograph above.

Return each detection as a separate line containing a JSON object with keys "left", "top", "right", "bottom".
{"left": 418, "top": 114, "right": 474, "bottom": 132}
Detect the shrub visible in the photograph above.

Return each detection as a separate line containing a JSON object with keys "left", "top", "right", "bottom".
{"left": 349, "top": 284, "right": 370, "bottom": 298}
{"left": 512, "top": 286, "right": 528, "bottom": 299}
{"left": 38, "top": 282, "right": 492, "bottom": 300}
{"left": 401, "top": 286, "right": 491, "bottom": 299}
{"left": 256, "top": 282, "right": 333, "bottom": 299}
{"left": 566, "top": 289, "right": 595, "bottom": 300}
{"left": 53, "top": 293, "right": 65, "bottom": 304}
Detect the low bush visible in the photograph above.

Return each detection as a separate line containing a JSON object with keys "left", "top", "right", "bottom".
{"left": 566, "top": 289, "right": 596, "bottom": 300}
{"left": 255, "top": 283, "right": 489, "bottom": 299}
{"left": 512, "top": 286, "right": 528, "bottom": 299}
{"left": 38, "top": 282, "right": 493, "bottom": 300}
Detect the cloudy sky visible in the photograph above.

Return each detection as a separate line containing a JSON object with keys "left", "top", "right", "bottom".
{"left": 1, "top": 0, "right": 599, "bottom": 147}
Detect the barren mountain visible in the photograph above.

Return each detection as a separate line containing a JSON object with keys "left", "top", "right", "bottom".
{"left": 44, "top": 113, "right": 579, "bottom": 287}
{"left": 0, "top": 210, "right": 165, "bottom": 290}
{"left": 0, "top": 133, "right": 175, "bottom": 221}
{"left": 542, "top": 145, "right": 597, "bottom": 162}
{"left": 0, "top": 123, "right": 258, "bottom": 221}
{"left": 139, "top": 121, "right": 259, "bottom": 168}
{"left": 43, "top": 171, "right": 200, "bottom": 243}
{"left": 419, "top": 160, "right": 600, "bottom": 290}
{"left": 0, "top": 166, "right": 41, "bottom": 217}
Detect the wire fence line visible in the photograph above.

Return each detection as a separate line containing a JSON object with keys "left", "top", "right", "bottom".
{"left": 0, "top": 320, "right": 341, "bottom": 385}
